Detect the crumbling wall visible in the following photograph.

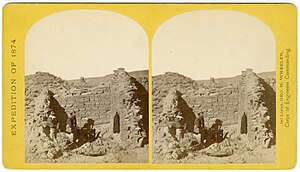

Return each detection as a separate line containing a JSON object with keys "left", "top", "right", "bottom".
{"left": 25, "top": 68, "right": 148, "bottom": 143}
{"left": 239, "top": 69, "right": 276, "bottom": 142}
{"left": 110, "top": 68, "right": 149, "bottom": 142}
{"left": 162, "top": 88, "right": 195, "bottom": 131}
{"left": 183, "top": 86, "right": 241, "bottom": 126}
{"left": 153, "top": 69, "right": 276, "bottom": 143}
{"left": 153, "top": 74, "right": 241, "bottom": 128}
{"left": 56, "top": 91, "right": 112, "bottom": 127}
{"left": 25, "top": 72, "right": 71, "bottom": 115}
{"left": 25, "top": 89, "right": 69, "bottom": 161}
{"left": 152, "top": 69, "right": 276, "bottom": 163}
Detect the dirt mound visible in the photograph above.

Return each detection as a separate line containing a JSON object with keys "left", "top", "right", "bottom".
{"left": 25, "top": 72, "right": 71, "bottom": 114}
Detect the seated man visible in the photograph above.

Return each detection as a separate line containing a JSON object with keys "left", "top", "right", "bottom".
{"left": 209, "top": 119, "right": 223, "bottom": 143}
{"left": 81, "top": 118, "right": 95, "bottom": 142}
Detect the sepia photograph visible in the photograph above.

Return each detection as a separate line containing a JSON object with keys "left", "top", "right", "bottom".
{"left": 152, "top": 10, "right": 276, "bottom": 164}
{"left": 2, "top": 2, "right": 297, "bottom": 170}
{"left": 24, "top": 10, "right": 149, "bottom": 163}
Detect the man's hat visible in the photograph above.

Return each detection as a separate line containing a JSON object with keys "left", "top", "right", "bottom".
{"left": 215, "top": 119, "right": 222, "bottom": 124}
{"left": 87, "top": 118, "right": 94, "bottom": 124}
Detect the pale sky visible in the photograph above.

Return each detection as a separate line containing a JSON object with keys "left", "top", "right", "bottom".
{"left": 25, "top": 10, "right": 148, "bottom": 80}
{"left": 152, "top": 10, "right": 275, "bottom": 80}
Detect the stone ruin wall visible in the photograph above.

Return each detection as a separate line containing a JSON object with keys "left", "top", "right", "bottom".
{"left": 26, "top": 68, "right": 149, "bottom": 143}
{"left": 154, "top": 69, "right": 276, "bottom": 142}
{"left": 183, "top": 86, "right": 241, "bottom": 127}
{"left": 195, "top": 69, "right": 273, "bottom": 142}
{"left": 56, "top": 89, "right": 112, "bottom": 128}
{"left": 109, "top": 68, "right": 149, "bottom": 141}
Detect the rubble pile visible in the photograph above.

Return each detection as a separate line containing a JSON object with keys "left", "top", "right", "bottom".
{"left": 25, "top": 72, "right": 71, "bottom": 115}
{"left": 25, "top": 89, "right": 71, "bottom": 162}
{"left": 25, "top": 68, "right": 149, "bottom": 163}
{"left": 152, "top": 69, "right": 276, "bottom": 163}
{"left": 153, "top": 72, "right": 201, "bottom": 114}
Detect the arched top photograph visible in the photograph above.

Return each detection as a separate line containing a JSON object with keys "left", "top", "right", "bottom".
{"left": 152, "top": 10, "right": 276, "bottom": 164}
{"left": 24, "top": 9, "right": 149, "bottom": 163}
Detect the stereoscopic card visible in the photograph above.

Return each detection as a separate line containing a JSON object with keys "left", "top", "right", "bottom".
{"left": 2, "top": 3, "right": 297, "bottom": 169}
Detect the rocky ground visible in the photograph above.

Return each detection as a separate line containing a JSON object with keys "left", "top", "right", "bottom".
{"left": 26, "top": 133, "right": 149, "bottom": 163}
{"left": 153, "top": 132, "right": 276, "bottom": 164}
{"left": 25, "top": 69, "right": 149, "bottom": 163}
{"left": 152, "top": 69, "right": 276, "bottom": 164}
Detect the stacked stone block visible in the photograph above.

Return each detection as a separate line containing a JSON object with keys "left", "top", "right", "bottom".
{"left": 153, "top": 69, "right": 276, "bottom": 143}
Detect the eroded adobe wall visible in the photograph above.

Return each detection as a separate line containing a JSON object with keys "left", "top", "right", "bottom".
{"left": 154, "top": 69, "right": 276, "bottom": 144}
{"left": 182, "top": 69, "right": 275, "bottom": 141}
{"left": 183, "top": 86, "right": 241, "bottom": 126}
{"left": 110, "top": 68, "right": 149, "bottom": 141}
{"left": 56, "top": 90, "right": 112, "bottom": 127}
{"left": 26, "top": 68, "right": 148, "bottom": 142}
{"left": 47, "top": 68, "right": 149, "bottom": 142}
{"left": 239, "top": 69, "right": 276, "bottom": 142}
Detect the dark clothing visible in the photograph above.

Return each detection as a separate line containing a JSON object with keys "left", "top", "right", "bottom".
{"left": 241, "top": 113, "right": 247, "bottom": 134}
{"left": 72, "top": 128, "right": 78, "bottom": 142}
{"left": 82, "top": 123, "right": 93, "bottom": 130}
{"left": 210, "top": 121, "right": 223, "bottom": 143}
{"left": 113, "top": 113, "right": 120, "bottom": 133}
{"left": 199, "top": 116, "right": 205, "bottom": 128}
{"left": 210, "top": 123, "right": 219, "bottom": 132}
{"left": 67, "top": 116, "right": 77, "bottom": 132}
{"left": 71, "top": 116, "right": 77, "bottom": 128}
{"left": 265, "top": 119, "right": 271, "bottom": 130}
{"left": 67, "top": 115, "right": 78, "bottom": 142}
{"left": 82, "top": 121, "right": 95, "bottom": 142}
{"left": 200, "top": 129, "right": 206, "bottom": 143}
{"left": 195, "top": 116, "right": 205, "bottom": 129}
